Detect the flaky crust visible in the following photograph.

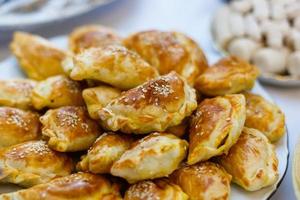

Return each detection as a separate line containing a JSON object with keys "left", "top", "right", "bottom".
{"left": 244, "top": 92, "right": 285, "bottom": 142}
{"left": 68, "top": 45, "right": 159, "bottom": 90}
{"left": 77, "top": 132, "right": 134, "bottom": 174}
{"left": 99, "top": 72, "right": 197, "bottom": 134}
{"left": 0, "top": 107, "right": 40, "bottom": 148}
{"left": 111, "top": 132, "right": 188, "bottom": 183}
{"left": 40, "top": 106, "right": 101, "bottom": 152}
{"left": 123, "top": 30, "right": 208, "bottom": 85}
{"left": 69, "top": 24, "right": 122, "bottom": 54}
{"left": 0, "top": 141, "right": 73, "bottom": 187}
{"left": 195, "top": 56, "right": 260, "bottom": 96}
{"left": 0, "top": 79, "right": 36, "bottom": 110}
{"left": 0, "top": 172, "right": 122, "bottom": 200}
{"left": 82, "top": 85, "right": 121, "bottom": 119}
{"left": 188, "top": 94, "right": 246, "bottom": 165}
{"left": 125, "top": 178, "right": 188, "bottom": 200}
{"left": 10, "top": 32, "right": 67, "bottom": 80}
{"left": 31, "top": 75, "right": 84, "bottom": 110}
{"left": 218, "top": 128, "right": 279, "bottom": 191}
{"left": 170, "top": 162, "right": 231, "bottom": 200}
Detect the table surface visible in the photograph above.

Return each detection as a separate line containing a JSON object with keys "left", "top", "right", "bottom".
{"left": 0, "top": 0, "right": 299, "bottom": 199}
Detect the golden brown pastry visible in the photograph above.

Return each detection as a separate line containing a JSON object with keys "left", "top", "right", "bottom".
{"left": 195, "top": 56, "right": 260, "bottom": 96}
{"left": 40, "top": 106, "right": 101, "bottom": 152}
{"left": 0, "top": 79, "right": 36, "bottom": 110}
{"left": 31, "top": 75, "right": 84, "bottom": 110}
{"left": 244, "top": 92, "right": 285, "bottom": 142}
{"left": 77, "top": 132, "right": 134, "bottom": 174}
{"left": 67, "top": 45, "right": 159, "bottom": 90}
{"left": 188, "top": 94, "right": 246, "bottom": 165}
{"left": 10, "top": 32, "right": 67, "bottom": 80}
{"left": 123, "top": 30, "right": 208, "bottom": 85}
{"left": 82, "top": 85, "right": 121, "bottom": 119}
{"left": 69, "top": 24, "right": 122, "bottom": 54}
{"left": 218, "top": 127, "right": 279, "bottom": 191}
{"left": 111, "top": 132, "right": 188, "bottom": 183}
{"left": 99, "top": 72, "right": 197, "bottom": 134}
{"left": 0, "top": 107, "right": 40, "bottom": 148}
{"left": 170, "top": 162, "right": 231, "bottom": 200}
{"left": 125, "top": 178, "right": 189, "bottom": 200}
{"left": 0, "top": 140, "right": 73, "bottom": 187}
{"left": 0, "top": 172, "right": 122, "bottom": 200}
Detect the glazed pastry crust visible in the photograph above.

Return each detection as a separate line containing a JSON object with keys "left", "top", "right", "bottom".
{"left": 123, "top": 30, "right": 208, "bottom": 85}
{"left": 31, "top": 75, "right": 84, "bottom": 110}
{"left": 244, "top": 92, "right": 285, "bottom": 142}
{"left": 218, "top": 127, "right": 279, "bottom": 191}
{"left": 170, "top": 162, "right": 232, "bottom": 200}
{"left": 82, "top": 85, "right": 121, "bottom": 119}
{"left": 68, "top": 45, "right": 159, "bottom": 90}
{"left": 0, "top": 107, "right": 40, "bottom": 148}
{"left": 10, "top": 32, "right": 67, "bottom": 80}
{"left": 98, "top": 72, "right": 197, "bottom": 134}
{"left": 188, "top": 94, "right": 246, "bottom": 165}
{"left": 69, "top": 24, "right": 122, "bottom": 54}
{"left": 77, "top": 132, "right": 133, "bottom": 174}
{"left": 0, "top": 172, "right": 122, "bottom": 200}
{"left": 0, "top": 140, "right": 73, "bottom": 187}
{"left": 125, "top": 178, "right": 189, "bottom": 200}
{"left": 40, "top": 106, "right": 101, "bottom": 152}
{"left": 111, "top": 132, "right": 188, "bottom": 183}
{"left": 195, "top": 56, "right": 260, "bottom": 96}
{"left": 0, "top": 79, "right": 36, "bottom": 110}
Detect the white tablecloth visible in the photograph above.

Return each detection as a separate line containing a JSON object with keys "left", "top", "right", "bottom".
{"left": 0, "top": 0, "right": 299, "bottom": 199}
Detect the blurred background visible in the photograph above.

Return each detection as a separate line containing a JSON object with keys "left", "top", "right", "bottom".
{"left": 0, "top": 1, "right": 299, "bottom": 200}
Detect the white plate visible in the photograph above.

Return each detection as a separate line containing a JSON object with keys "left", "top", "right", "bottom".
{"left": 0, "top": 36, "right": 289, "bottom": 199}
{"left": 0, "top": 0, "right": 117, "bottom": 30}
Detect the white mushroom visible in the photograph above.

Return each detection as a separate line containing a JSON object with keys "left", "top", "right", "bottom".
{"left": 252, "top": 48, "right": 288, "bottom": 74}
{"left": 286, "top": 29, "right": 300, "bottom": 51}
{"left": 231, "top": 0, "right": 252, "bottom": 14}
{"left": 229, "top": 12, "right": 245, "bottom": 37}
{"left": 270, "top": 2, "right": 286, "bottom": 20}
{"left": 244, "top": 15, "right": 262, "bottom": 41}
{"left": 294, "top": 16, "right": 300, "bottom": 31}
{"left": 285, "top": 2, "right": 300, "bottom": 19}
{"left": 265, "top": 28, "right": 284, "bottom": 49}
{"left": 252, "top": 0, "right": 269, "bottom": 21}
{"left": 227, "top": 37, "right": 260, "bottom": 61}
{"left": 213, "top": 6, "right": 233, "bottom": 49}
{"left": 287, "top": 51, "right": 300, "bottom": 77}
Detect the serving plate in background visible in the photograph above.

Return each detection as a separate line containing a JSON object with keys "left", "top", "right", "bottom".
{"left": 0, "top": 36, "right": 289, "bottom": 199}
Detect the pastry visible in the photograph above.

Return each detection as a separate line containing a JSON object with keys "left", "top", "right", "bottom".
{"left": 125, "top": 178, "right": 188, "bottom": 200}
{"left": 188, "top": 94, "right": 246, "bottom": 165}
{"left": 0, "top": 172, "right": 122, "bottom": 200}
{"left": 31, "top": 75, "right": 84, "bottom": 110}
{"left": 0, "top": 140, "right": 73, "bottom": 187}
{"left": 0, "top": 107, "right": 40, "bottom": 148}
{"left": 244, "top": 92, "right": 285, "bottom": 142}
{"left": 67, "top": 45, "right": 159, "bottom": 90}
{"left": 40, "top": 106, "right": 101, "bottom": 152}
{"left": 123, "top": 30, "right": 208, "bottom": 85}
{"left": 170, "top": 162, "right": 231, "bottom": 200}
{"left": 82, "top": 85, "right": 121, "bottom": 119}
{"left": 195, "top": 56, "right": 259, "bottom": 96}
{"left": 99, "top": 72, "right": 197, "bottom": 134}
{"left": 111, "top": 132, "right": 188, "bottom": 183}
{"left": 0, "top": 79, "right": 36, "bottom": 110}
{"left": 69, "top": 24, "right": 122, "bottom": 54}
{"left": 218, "top": 127, "right": 279, "bottom": 191}
{"left": 77, "top": 132, "right": 134, "bottom": 174}
{"left": 10, "top": 32, "right": 67, "bottom": 80}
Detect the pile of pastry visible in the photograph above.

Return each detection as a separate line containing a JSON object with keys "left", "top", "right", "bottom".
{"left": 0, "top": 25, "right": 285, "bottom": 200}
{"left": 213, "top": 0, "right": 300, "bottom": 78}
